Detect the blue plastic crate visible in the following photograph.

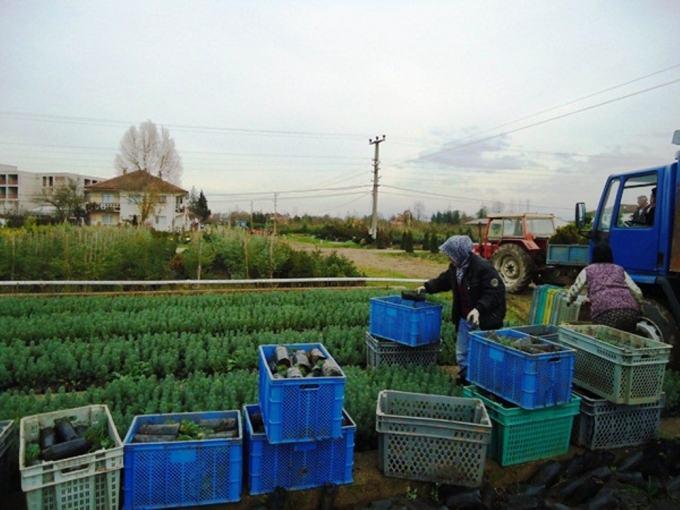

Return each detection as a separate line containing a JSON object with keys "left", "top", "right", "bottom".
{"left": 467, "top": 328, "right": 575, "bottom": 410}
{"left": 243, "top": 404, "right": 355, "bottom": 495}
{"left": 122, "top": 410, "right": 242, "bottom": 509}
{"left": 259, "top": 343, "right": 346, "bottom": 444}
{"left": 369, "top": 296, "right": 442, "bottom": 347}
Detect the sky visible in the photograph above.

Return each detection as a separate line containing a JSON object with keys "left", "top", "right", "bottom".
{"left": 1, "top": 0, "right": 680, "bottom": 219}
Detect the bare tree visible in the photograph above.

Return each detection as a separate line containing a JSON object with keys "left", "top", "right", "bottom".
{"left": 114, "top": 121, "right": 183, "bottom": 185}
{"left": 413, "top": 201, "right": 425, "bottom": 222}
{"left": 38, "top": 179, "right": 85, "bottom": 222}
{"left": 128, "top": 191, "right": 161, "bottom": 226}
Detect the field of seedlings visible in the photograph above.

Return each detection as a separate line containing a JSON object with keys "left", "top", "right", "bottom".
{"left": 0, "top": 288, "right": 461, "bottom": 449}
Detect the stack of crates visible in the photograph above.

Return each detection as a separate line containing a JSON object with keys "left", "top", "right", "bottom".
{"left": 553, "top": 324, "right": 670, "bottom": 450}
{"left": 366, "top": 295, "right": 443, "bottom": 368}
{"left": 465, "top": 326, "right": 580, "bottom": 466}
{"left": 243, "top": 342, "right": 356, "bottom": 495}
{"left": 529, "top": 285, "right": 584, "bottom": 326}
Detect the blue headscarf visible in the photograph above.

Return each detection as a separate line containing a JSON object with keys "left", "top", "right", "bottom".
{"left": 439, "top": 235, "right": 473, "bottom": 283}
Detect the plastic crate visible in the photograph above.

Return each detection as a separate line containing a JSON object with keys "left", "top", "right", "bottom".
{"left": 19, "top": 405, "right": 123, "bottom": 510}
{"left": 467, "top": 328, "right": 575, "bottom": 409}
{"left": 462, "top": 386, "right": 580, "bottom": 466}
{"left": 0, "top": 420, "right": 15, "bottom": 495}
{"left": 365, "top": 332, "right": 440, "bottom": 368}
{"left": 510, "top": 325, "right": 561, "bottom": 341}
{"left": 259, "top": 343, "right": 346, "bottom": 444}
{"left": 572, "top": 388, "right": 664, "bottom": 450}
{"left": 555, "top": 325, "right": 671, "bottom": 405}
{"left": 122, "top": 410, "right": 242, "bottom": 509}
{"left": 369, "top": 296, "right": 442, "bottom": 347}
{"left": 375, "top": 390, "right": 491, "bottom": 487}
{"left": 243, "top": 404, "right": 355, "bottom": 495}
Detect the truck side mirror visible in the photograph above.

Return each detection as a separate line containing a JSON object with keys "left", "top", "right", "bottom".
{"left": 575, "top": 202, "right": 587, "bottom": 228}
{"left": 672, "top": 129, "right": 680, "bottom": 145}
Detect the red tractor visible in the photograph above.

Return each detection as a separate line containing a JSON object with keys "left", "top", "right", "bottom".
{"left": 472, "top": 213, "right": 559, "bottom": 293}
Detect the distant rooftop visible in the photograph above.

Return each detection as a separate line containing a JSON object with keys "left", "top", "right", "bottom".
{"left": 86, "top": 170, "right": 187, "bottom": 194}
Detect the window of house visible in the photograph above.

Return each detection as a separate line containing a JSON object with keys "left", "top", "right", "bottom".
{"left": 102, "top": 214, "right": 114, "bottom": 225}
{"left": 616, "top": 173, "right": 657, "bottom": 228}
{"left": 158, "top": 195, "right": 167, "bottom": 204}
{"left": 128, "top": 194, "right": 141, "bottom": 204}
{"left": 102, "top": 193, "right": 115, "bottom": 204}
{"left": 597, "top": 179, "right": 621, "bottom": 232}
{"left": 155, "top": 216, "right": 166, "bottom": 225}
{"left": 487, "top": 219, "right": 503, "bottom": 240}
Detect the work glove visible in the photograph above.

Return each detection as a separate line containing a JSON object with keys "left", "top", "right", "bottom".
{"left": 416, "top": 286, "right": 427, "bottom": 295}
{"left": 466, "top": 308, "right": 480, "bottom": 326}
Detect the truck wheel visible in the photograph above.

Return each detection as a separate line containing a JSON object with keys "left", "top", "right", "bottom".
{"left": 638, "top": 297, "right": 679, "bottom": 368}
{"left": 490, "top": 244, "right": 535, "bottom": 293}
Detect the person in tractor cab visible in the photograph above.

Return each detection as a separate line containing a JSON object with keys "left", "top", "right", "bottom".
{"left": 417, "top": 235, "right": 506, "bottom": 381}
{"left": 566, "top": 242, "right": 643, "bottom": 332}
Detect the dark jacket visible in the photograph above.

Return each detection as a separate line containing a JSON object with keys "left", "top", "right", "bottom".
{"left": 424, "top": 254, "right": 506, "bottom": 331}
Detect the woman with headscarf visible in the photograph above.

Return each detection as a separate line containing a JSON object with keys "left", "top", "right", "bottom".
{"left": 418, "top": 235, "right": 506, "bottom": 379}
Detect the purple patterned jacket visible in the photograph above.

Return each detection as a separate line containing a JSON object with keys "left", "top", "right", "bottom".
{"left": 584, "top": 263, "right": 640, "bottom": 318}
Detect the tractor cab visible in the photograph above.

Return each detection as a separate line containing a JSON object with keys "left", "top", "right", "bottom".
{"left": 473, "top": 213, "right": 556, "bottom": 292}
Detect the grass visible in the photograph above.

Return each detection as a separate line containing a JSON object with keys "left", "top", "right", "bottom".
{"left": 382, "top": 251, "right": 450, "bottom": 264}
{"left": 283, "top": 233, "right": 360, "bottom": 248}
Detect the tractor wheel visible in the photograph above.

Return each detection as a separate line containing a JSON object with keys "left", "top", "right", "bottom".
{"left": 490, "top": 244, "right": 535, "bottom": 293}
{"left": 637, "top": 297, "right": 679, "bottom": 368}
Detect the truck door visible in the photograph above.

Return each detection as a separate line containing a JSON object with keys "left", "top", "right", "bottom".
{"left": 607, "top": 172, "right": 660, "bottom": 274}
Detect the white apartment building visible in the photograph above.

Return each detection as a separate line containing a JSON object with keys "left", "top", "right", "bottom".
{"left": 0, "top": 164, "right": 102, "bottom": 215}
{"left": 85, "top": 170, "right": 189, "bottom": 232}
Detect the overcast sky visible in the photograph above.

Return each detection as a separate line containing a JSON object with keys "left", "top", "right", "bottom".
{"left": 1, "top": 1, "right": 679, "bottom": 219}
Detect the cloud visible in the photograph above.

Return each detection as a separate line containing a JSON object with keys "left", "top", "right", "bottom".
{"left": 407, "top": 134, "right": 540, "bottom": 171}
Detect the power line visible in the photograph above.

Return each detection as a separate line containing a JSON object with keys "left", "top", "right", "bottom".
{"left": 208, "top": 184, "right": 370, "bottom": 198}
{"left": 0, "top": 111, "right": 371, "bottom": 140}
{"left": 420, "top": 76, "right": 680, "bottom": 156}
{"left": 320, "top": 192, "right": 371, "bottom": 215}
{"left": 209, "top": 191, "right": 369, "bottom": 203}
{"left": 0, "top": 140, "right": 370, "bottom": 161}
{"left": 381, "top": 184, "right": 573, "bottom": 211}
{"left": 453, "top": 62, "right": 680, "bottom": 143}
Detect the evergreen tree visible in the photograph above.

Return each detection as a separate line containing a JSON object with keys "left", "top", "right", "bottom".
{"left": 429, "top": 233, "right": 439, "bottom": 254}
{"left": 422, "top": 231, "right": 430, "bottom": 251}
{"left": 403, "top": 231, "right": 414, "bottom": 253}
{"left": 191, "top": 190, "right": 211, "bottom": 222}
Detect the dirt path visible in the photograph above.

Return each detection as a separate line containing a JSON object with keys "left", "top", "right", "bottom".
{"left": 289, "top": 242, "right": 448, "bottom": 279}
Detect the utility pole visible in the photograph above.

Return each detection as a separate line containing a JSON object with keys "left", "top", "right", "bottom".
{"left": 249, "top": 200, "right": 254, "bottom": 230}
{"left": 369, "top": 134, "right": 386, "bottom": 239}
{"left": 273, "top": 193, "right": 278, "bottom": 236}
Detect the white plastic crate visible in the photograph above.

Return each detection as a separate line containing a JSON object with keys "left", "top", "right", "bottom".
{"left": 20, "top": 405, "right": 123, "bottom": 510}
{"left": 376, "top": 390, "right": 492, "bottom": 487}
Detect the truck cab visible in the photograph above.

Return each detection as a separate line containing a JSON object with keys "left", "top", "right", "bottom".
{"left": 576, "top": 134, "right": 680, "bottom": 364}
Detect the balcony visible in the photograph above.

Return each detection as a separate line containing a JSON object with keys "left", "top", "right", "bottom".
{"left": 87, "top": 202, "right": 120, "bottom": 213}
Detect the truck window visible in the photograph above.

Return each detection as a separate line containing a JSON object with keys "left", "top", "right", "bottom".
{"left": 597, "top": 179, "right": 621, "bottom": 232}
{"left": 488, "top": 219, "right": 503, "bottom": 240}
{"left": 616, "top": 174, "right": 657, "bottom": 228}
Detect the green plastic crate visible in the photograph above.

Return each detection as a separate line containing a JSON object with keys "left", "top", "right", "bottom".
{"left": 556, "top": 325, "right": 671, "bottom": 405}
{"left": 462, "top": 386, "right": 580, "bottom": 466}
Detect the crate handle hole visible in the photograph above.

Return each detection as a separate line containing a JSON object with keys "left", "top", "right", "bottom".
{"left": 548, "top": 357, "right": 561, "bottom": 363}
{"left": 300, "top": 384, "right": 320, "bottom": 390}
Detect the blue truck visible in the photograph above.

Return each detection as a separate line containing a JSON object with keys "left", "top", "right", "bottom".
{"left": 567, "top": 130, "right": 680, "bottom": 366}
